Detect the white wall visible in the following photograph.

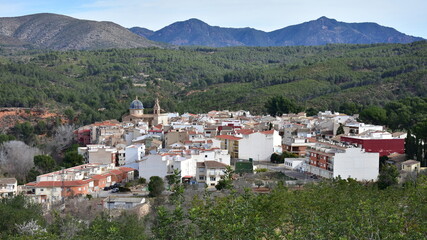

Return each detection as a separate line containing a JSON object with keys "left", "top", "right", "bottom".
{"left": 333, "top": 148, "right": 379, "bottom": 181}
{"left": 284, "top": 158, "right": 305, "bottom": 170}
{"left": 239, "top": 131, "right": 282, "bottom": 161}
{"left": 139, "top": 155, "right": 169, "bottom": 180}
{"left": 125, "top": 144, "right": 145, "bottom": 165}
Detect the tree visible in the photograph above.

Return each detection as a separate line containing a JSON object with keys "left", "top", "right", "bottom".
{"left": 148, "top": 176, "right": 165, "bottom": 197}
{"left": 26, "top": 168, "right": 41, "bottom": 182}
{"left": 0, "top": 134, "right": 15, "bottom": 145}
{"left": 359, "top": 106, "right": 387, "bottom": 125}
{"left": 0, "top": 141, "right": 41, "bottom": 183}
{"left": 377, "top": 164, "right": 399, "bottom": 190}
{"left": 405, "top": 129, "right": 417, "bottom": 160}
{"left": 137, "top": 177, "right": 146, "bottom": 184}
{"left": 265, "top": 96, "right": 301, "bottom": 117}
{"left": 10, "top": 122, "right": 35, "bottom": 144}
{"left": 215, "top": 166, "right": 234, "bottom": 190}
{"left": 0, "top": 195, "right": 44, "bottom": 238}
{"left": 336, "top": 123, "right": 345, "bottom": 135}
{"left": 166, "top": 169, "right": 185, "bottom": 203}
{"left": 254, "top": 180, "right": 264, "bottom": 188}
{"left": 270, "top": 153, "right": 281, "bottom": 163}
{"left": 34, "top": 155, "right": 57, "bottom": 173}
{"left": 47, "top": 125, "right": 75, "bottom": 157}
{"left": 413, "top": 120, "right": 427, "bottom": 166}
{"left": 62, "top": 151, "right": 84, "bottom": 168}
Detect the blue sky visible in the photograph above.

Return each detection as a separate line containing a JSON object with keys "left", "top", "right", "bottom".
{"left": 0, "top": 0, "right": 426, "bottom": 38}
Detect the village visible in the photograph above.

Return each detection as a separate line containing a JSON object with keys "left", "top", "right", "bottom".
{"left": 0, "top": 97, "right": 422, "bottom": 212}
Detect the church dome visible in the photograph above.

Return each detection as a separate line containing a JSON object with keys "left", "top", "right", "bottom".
{"left": 130, "top": 98, "right": 144, "bottom": 110}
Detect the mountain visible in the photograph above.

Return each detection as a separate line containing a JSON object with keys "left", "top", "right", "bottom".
{"left": 269, "top": 16, "right": 424, "bottom": 46}
{"left": 131, "top": 18, "right": 271, "bottom": 47}
{"left": 128, "top": 27, "right": 154, "bottom": 39}
{"left": 0, "top": 13, "right": 161, "bottom": 50}
{"left": 130, "top": 17, "right": 424, "bottom": 47}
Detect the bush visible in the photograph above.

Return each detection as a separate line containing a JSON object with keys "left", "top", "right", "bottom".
{"left": 138, "top": 177, "right": 146, "bottom": 185}
{"left": 255, "top": 168, "right": 268, "bottom": 173}
{"left": 148, "top": 176, "right": 164, "bottom": 197}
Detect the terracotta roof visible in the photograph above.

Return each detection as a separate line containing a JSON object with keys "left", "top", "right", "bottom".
{"left": 236, "top": 129, "right": 255, "bottom": 135}
{"left": 91, "top": 175, "right": 106, "bottom": 180}
{"left": 0, "top": 178, "right": 17, "bottom": 185}
{"left": 196, "top": 162, "right": 205, "bottom": 168}
{"left": 119, "top": 167, "right": 135, "bottom": 172}
{"left": 260, "top": 130, "right": 275, "bottom": 135}
{"left": 110, "top": 169, "right": 123, "bottom": 175}
{"left": 29, "top": 180, "right": 88, "bottom": 187}
{"left": 215, "top": 135, "right": 241, "bottom": 141}
{"left": 204, "top": 161, "right": 228, "bottom": 169}
{"left": 149, "top": 130, "right": 163, "bottom": 133}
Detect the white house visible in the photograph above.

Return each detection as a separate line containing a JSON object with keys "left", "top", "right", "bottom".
{"left": 238, "top": 130, "right": 282, "bottom": 161}
{"left": 139, "top": 154, "right": 174, "bottom": 181}
{"left": 306, "top": 142, "right": 379, "bottom": 181}
{"left": 139, "top": 149, "right": 231, "bottom": 182}
{"left": 0, "top": 178, "right": 17, "bottom": 198}
{"left": 196, "top": 161, "right": 228, "bottom": 187}
{"left": 125, "top": 144, "right": 145, "bottom": 165}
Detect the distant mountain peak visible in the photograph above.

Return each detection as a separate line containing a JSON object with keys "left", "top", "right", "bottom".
{"left": 130, "top": 16, "right": 423, "bottom": 47}
{"left": 316, "top": 16, "right": 335, "bottom": 21}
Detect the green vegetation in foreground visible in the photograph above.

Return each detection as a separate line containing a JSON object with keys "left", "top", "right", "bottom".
{"left": 0, "top": 42, "right": 426, "bottom": 124}
{"left": 2, "top": 176, "right": 427, "bottom": 239}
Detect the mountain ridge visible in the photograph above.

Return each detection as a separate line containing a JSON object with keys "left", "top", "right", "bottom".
{"left": 130, "top": 16, "right": 424, "bottom": 47}
{"left": 0, "top": 13, "right": 162, "bottom": 50}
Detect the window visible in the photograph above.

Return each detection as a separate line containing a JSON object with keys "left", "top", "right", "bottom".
{"left": 199, "top": 176, "right": 204, "bottom": 180}
{"left": 205, "top": 155, "right": 208, "bottom": 158}
{"left": 210, "top": 177, "right": 216, "bottom": 181}
{"left": 199, "top": 168, "right": 205, "bottom": 172}
{"left": 40, "top": 189, "right": 44, "bottom": 191}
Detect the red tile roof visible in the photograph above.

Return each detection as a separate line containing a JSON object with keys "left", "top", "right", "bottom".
{"left": 91, "top": 175, "right": 106, "bottom": 180}
{"left": 260, "top": 130, "right": 275, "bottom": 135}
{"left": 236, "top": 129, "right": 254, "bottom": 135}
{"left": 215, "top": 135, "right": 241, "bottom": 141}
{"left": 109, "top": 169, "right": 123, "bottom": 175}
{"left": 29, "top": 180, "right": 88, "bottom": 187}
{"left": 119, "top": 167, "right": 135, "bottom": 172}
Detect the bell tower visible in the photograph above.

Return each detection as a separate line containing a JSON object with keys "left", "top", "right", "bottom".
{"left": 153, "top": 98, "right": 161, "bottom": 115}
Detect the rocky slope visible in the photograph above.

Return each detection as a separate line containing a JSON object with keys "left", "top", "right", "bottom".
{"left": 0, "top": 13, "right": 161, "bottom": 50}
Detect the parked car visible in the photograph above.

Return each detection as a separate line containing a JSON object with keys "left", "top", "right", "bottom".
{"left": 111, "top": 188, "right": 119, "bottom": 193}
{"left": 103, "top": 186, "right": 111, "bottom": 191}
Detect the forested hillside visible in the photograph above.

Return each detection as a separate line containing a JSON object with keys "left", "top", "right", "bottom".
{"left": 0, "top": 41, "right": 426, "bottom": 125}
{"left": 2, "top": 178, "right": 427, "bottom": 239}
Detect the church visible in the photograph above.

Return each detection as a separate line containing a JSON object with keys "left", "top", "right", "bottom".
{"left": 122, "top": 97, "right": 168, "bottom": 126}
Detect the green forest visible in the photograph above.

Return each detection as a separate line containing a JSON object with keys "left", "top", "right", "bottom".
{"left": 2, "top": 176, "right": 427, "bottom": 239}
{"left": 0, "top": 41, "right": 426, "bottom": 125}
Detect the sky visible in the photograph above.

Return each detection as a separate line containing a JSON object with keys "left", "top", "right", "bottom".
{"left": 0, "top": 0, "right": 426, "bottom": 38}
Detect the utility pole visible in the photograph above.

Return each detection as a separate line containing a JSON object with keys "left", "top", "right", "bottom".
{"left": 61, "top": 168, "right": 65, "bottom": 208}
